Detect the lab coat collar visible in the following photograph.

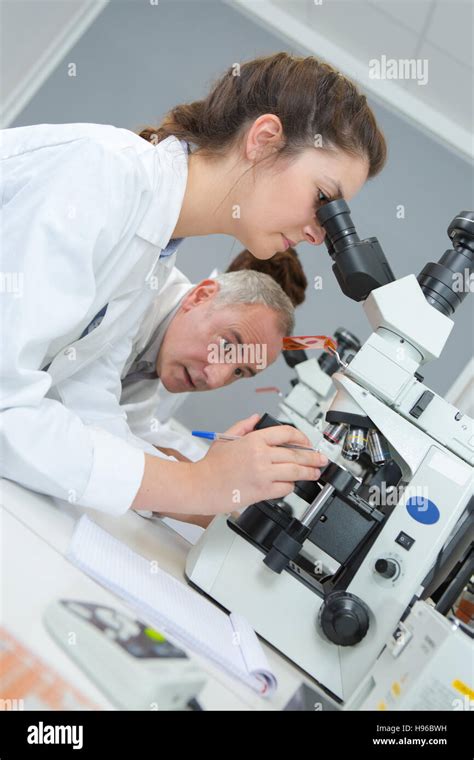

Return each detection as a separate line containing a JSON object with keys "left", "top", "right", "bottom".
{"left": 121, "top": 298, "right": 183, "bottom": 387}
{"left": 122, "top": 267, "right": 193, "bottom": 378}
{"left": 135, "top": 135, "right": 189, "bottom": 249}
{"left": 138, "top": 267, "right": 192, "bottom": 350}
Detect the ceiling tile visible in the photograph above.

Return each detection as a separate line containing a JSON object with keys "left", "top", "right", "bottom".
{"left": 424, "top": 0, "right": 473, "bottom": 69}
{"left": 411, "top": 40, "right": 472, "bottom": 132}
{"left": 0, "top": 0, "right": 88, "bottom": 95}
{"left": 367, "top": 0, "right": 434, "bottom": 35}
{"left": 271, "top": 0, "right": 309, "bottom": 24}
{"left": 300, "top": 0, "right": 419, "bottom": 62}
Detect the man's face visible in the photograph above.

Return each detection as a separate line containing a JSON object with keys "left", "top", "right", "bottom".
{"left": 156, "top": 281, "right": 284, "bottom": 393}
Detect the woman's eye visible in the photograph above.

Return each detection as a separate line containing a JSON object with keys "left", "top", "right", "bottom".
{"left": 234, "top": 368, "right": 244, "bottom": 378}
{"left": 314, "top": 190, "right": 331, "bottom": 217}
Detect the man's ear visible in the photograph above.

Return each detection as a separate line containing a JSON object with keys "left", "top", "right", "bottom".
{"left": 180, "top": 279, "right": 220, "bottom": 312}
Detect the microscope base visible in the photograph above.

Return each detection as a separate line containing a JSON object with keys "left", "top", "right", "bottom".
{"left": 186, "top": 515, "right": 347, "bottom": 700}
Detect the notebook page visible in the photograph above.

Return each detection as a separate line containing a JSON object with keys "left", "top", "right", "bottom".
{"left": 230, "top": 613, "right": 277, "bottom": 696}
{"left": 67, "top": 516, "right": 276, "bottom": 696}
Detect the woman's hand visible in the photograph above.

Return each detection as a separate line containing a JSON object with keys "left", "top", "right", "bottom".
{"left": 223, "top": 412, "right": 261, "bottom": 437}
{"left": 191, "top": 415, "right": 328, "bottom": 514}
{"left": 134, "top": 414, "right": 327, "bottom": 516}
{"left": 154, "top": 445, "right": 191, "bottom": 462}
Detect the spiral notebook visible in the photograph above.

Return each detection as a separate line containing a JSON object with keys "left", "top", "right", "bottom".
{"left": 67, "top": 516, "right": 277, "bottom": 697}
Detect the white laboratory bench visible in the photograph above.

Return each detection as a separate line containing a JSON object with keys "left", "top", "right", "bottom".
{"left": 0, "top": 476, "right": 340, "bottom": 712}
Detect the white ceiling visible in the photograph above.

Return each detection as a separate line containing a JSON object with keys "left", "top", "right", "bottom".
{"left": 1, "top": 0, "right": 472, "bottom": 159}
{"left": 229, "top": 0, "right": 473, "bottom": 160}
{"left": 0, "top": 0, "right": 109, "bottom": 127}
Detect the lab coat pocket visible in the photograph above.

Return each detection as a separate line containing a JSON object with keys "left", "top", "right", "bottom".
{"left": 46, "top": 341, "right": 113, "bottom": 388}
{"left": 53, "top": 342, "right": 122, "bottom": 421}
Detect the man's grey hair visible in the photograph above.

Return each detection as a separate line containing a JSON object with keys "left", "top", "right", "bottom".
{"left": 211, "top": 270, "right": 294, "bottom": 335}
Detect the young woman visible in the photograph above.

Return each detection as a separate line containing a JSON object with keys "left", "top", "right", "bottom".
{"left": 0, "top": 52, "right": 386, "bottom": 519}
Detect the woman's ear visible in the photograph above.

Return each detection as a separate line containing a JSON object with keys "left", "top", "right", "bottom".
{"left": 245, "top": 114, "right": 284, "bottom": 161}
{"left": 181, "top": 279, "right": 220, "bottom": 312}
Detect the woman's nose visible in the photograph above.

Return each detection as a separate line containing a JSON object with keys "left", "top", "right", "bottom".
{"left": 303, "top": 223, "right": 326, "bottom": 246}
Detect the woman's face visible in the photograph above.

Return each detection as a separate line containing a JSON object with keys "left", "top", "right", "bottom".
{"left": 230, "top": 118, "right": 370, "bottom": 260}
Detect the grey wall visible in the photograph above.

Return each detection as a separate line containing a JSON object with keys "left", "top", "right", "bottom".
{"left": 14, "top": 0, "right": 473, "bottom": 430}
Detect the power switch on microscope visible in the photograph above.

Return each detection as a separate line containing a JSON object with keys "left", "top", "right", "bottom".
{"left": 395, "top": 532, "right": 415, "bottom": 550}
{"left": 409, "top": 390, "right": 434, "bottom": 419}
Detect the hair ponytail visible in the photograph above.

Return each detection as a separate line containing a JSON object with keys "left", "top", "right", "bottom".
{"left": 137, "top": 52, "right": 386, "bottom": 178}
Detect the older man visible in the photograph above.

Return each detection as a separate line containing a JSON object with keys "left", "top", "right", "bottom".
{"left": 119, "top": 265, "right": 296, "bottom": 528}
{"left": 120, "top": 265, "right": 294, "bottom": 458}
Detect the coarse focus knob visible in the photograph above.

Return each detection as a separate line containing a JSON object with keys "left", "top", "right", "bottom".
{"left": 318, "top": 591, "right": 370, "bottom": 646}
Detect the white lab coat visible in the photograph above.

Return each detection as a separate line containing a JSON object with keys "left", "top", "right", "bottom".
{"left": 119, "top": 266, "right": 207, "bottom": 462}
{"left": 0, "top": 122, "right": 188, "bottom": 515}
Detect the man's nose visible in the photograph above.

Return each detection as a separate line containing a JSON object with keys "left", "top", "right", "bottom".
{"left": 203, "top": 363, "right": 235, "bottom": 389}
{"left": 303, "top": 223, "right": 326, "bottom": 246}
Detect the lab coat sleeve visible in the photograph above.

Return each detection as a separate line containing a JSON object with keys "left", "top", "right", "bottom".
{"left": 141, "top": 419, "right": 208, "bottom": 462}
{"left": 121, "top": 380, "right": 207, "bottom": 462}
{"left": 0, "top": 138, "right": 155, "bottom": 514}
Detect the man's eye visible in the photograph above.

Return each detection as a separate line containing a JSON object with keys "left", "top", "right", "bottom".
{"left": 219, "top": 337, "right": 232, "bottom": 351}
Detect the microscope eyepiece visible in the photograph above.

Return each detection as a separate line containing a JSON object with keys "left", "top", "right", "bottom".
{"left": 316, "top": 199, "right": 360, "bottom": 252}
{"left": 316, "top": 199, "right": 395, "bottom": 301}
{"left": 418, "top": 211, "right": 474, "bottom": 317}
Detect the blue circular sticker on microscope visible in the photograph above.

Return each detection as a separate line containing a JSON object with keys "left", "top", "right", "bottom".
{"left": 406, "top": 496, "right": 440, "bottom": 525}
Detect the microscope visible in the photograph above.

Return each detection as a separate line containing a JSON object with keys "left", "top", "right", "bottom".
{"left": 186, "top": 202, "right": 474, "bottom": 703}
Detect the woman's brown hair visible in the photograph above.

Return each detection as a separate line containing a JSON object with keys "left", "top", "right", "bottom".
{"left": 226, "top": 248, "right": 308, "bottom": 307}
{"left": 138, "top": 52, "right": 386, "bottom": 179}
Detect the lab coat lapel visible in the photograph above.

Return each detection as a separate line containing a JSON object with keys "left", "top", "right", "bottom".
{"left": 43, "top": 136, "right": 188, "bottom": 387}
{"left": 45, "top": 252, "right": 177, "bottom": 386}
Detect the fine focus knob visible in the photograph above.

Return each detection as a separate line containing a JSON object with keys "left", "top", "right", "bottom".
{"left": 318, "top": 591, "right": 370, "bottom": 646}
{"left": 375, "top": 558, "right": 398, "bottom": 579}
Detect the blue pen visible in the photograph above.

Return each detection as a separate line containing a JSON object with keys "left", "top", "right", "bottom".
{"left": 192, "top": 430, "right": 321, "bottom": 453}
